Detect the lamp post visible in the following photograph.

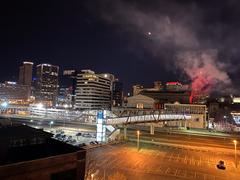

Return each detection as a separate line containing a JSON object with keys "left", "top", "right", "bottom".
{"left": 233, "top": 140, "right": 237, "bottom": 168}
{"left": 137, "top": 130, "right": 140, "bottom": 151}
{"left": 91, "top": 173, "right": 94, "bottom": 180}
{"left": 50, "top": 121, "right": 54, "bottom": 129}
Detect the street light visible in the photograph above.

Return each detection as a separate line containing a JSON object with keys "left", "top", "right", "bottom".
{"left": 233, "top": 140, "right": 237, "bottom": 168}
{"left": 49, "top": 121, "right": 54, "bottom": 129}
{"left": 137, "top": 130, "right": 140, "bottom": 151}
{"left": 91, "top": 173, "right": 94, "bottom": 180}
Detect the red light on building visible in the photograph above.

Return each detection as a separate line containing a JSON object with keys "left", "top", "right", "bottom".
{"left": 189, "top": 91, "right": 193, "bottom": 104}
{"left": 166, "top": 82, "right": 182, "bottom": 86}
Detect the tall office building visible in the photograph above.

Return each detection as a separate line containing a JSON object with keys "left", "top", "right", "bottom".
{"left": 75, "top": 70, "right": 111, "bottom": 110}
{"left": 35, "top": 64, "right": 59, "bottom": 106}
{"left": 19, "top": 61, "right": 33, "bottom": 86}
{"left": 112, "top": 80, "right": 123, "bottom": 107}
{"left": 62, "top": 69, "right": 77, "bottom": 106}
{"left": 19, "top": 61, "right": 33, "bottom": 97}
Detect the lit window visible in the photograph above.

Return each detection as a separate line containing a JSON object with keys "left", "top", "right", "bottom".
{"left": 136, "top": 103, "right": 144, "bottom": 109}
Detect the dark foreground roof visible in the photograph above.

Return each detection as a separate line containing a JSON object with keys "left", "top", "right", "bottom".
{"left": 0, "top": 124, "right": 82, "bottom": 166}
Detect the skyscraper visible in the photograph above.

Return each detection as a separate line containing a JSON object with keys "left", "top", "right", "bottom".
{"left": 35, "top": 64, "right": 59, "bottom": 106}
{"left": 62, "top": 69, "right": 77, "bottom": 107}
{"left": 19, "top": 61, "right": 33, "bottom": 86}
{"left": 75, "top": 70, "right": 111, "bottom": 110}
{"left": 112, "top": 80, "right": 123, "bottom": 107}
{"left": 19, "top": 61, "right": 33, "bottom": 98}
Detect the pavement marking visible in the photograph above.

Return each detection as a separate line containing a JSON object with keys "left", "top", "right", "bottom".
{"left": 186, "top": 170, "right": 196, "bottom": 179}
{"left": 204, "top": 174, "right": 216, "bottom": 180}
{"left": 176, "top": 153, "right": 180, "bottom": 161}
{"left": 195, "top": 172, "right": 205, "bottom": 179}
{"left": 184, "top": 155, "right": 188, "bottom": 164}
{"left": 135, "top": 159, "right": 143, "bottom": 169}
{"left": 87, "top": 143, "right": 240, "bottom": 180}
{"left": 165, "top": 167, "right": 178, "bottom": 176}
{"left": 165, "top": 167, "right": 170, "bottom": 175}
{"left": 168, "top": 153, "right": 174, "bottom": 161}
{"left": 176, "top": 169, "right": 186, "bottom": 178}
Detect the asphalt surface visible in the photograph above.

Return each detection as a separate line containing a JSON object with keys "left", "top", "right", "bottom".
{"left": 86, "top": 133, "right": 240, "bottom": 180}
{"left": 125, "top": 129, "right": 240, "bottom": 151}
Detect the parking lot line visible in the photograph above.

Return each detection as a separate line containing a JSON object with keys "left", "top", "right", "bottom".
{"left": 184, "top": 155, "right": 188, "bottom": 164}
{"left": 176, "top": 169, "right": 186, "bottom": 178}
{"left": 195, "top": 172, "right": 205, "bottom": 179}
{"left": 186, "top": 170, "right": 196, "bottom": 179}
{"left": 204, "top": 174, "right": 217, "bottom": 180}
{"left": 165, "top": 167, "right": 178, "bottom": 176}
{"left": 176, "top": 153, "right": 180, "bottom": 161}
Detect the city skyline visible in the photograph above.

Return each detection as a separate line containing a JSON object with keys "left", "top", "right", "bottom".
{"left": 1, "top": 1, "right": 240, "bottom": 179}
{"left": 2, "top": 0, "right": 240, "bottom": 93}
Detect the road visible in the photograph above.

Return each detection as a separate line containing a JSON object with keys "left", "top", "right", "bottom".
{"left": 86, "top": 133, "right": 240, "bottom": 180}
{"left": 125, "top": 129, "right": 240, "bottom": 151}
{"left": 0, "top": 116, "right": 96, "bottom": 131}
{"left": 0, "top": 116, "right": 98, "bottom": 145}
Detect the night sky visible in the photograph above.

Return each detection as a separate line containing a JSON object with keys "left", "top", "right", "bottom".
{"left": 1, "top": 0, "right": 240, "bottom": 94}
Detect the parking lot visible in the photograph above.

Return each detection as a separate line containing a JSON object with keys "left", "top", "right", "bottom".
{"left": 85, "top": 142, "right": 240, "bottom": 180}
{"left": 45, "top": 126, "right": 98, "bottom": 146}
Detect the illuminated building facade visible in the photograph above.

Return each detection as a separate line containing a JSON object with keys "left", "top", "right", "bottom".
{"left": 164, "top": 103, "right": 207, "bottom": 129}
{"left": 127, "top": 94, "right": 155, "bottom": 109}
{"left": 57, "top": 87, "right": 72, "bottom": 108}
{"left": 0, "top": 81, "right": 28, "bottom": 102}
{"left": 165, "top": 81, "right": 183, "bottom": 91}
{"left": 35, "top": 64, "right": 59, "bottom": 106}
{"left": 130, "top": 81, "right": 191, "bottom": 108}
{"left": 19, "top": 61, "right": 33, "bottom": 98}
{"left": 231, "top": 112, "right": 240, "bottom": 126}
{"left": 141, "top": 90, "right": 191, "bottom": 107}
{"left": 75, "top": 70, "right": 111, "bottom": 110}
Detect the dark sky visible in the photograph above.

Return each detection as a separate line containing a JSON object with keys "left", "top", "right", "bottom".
{"left": 1, "top": 0, "right": 240, "bottom": 93}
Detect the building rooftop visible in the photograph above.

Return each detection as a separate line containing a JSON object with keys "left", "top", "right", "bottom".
{"left": 0, "top": 123, "right": 82, "bottom": 166}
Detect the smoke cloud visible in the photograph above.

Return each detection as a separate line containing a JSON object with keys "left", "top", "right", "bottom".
{"left": 176, "top": 50, "right": 231, "bottom": 95}
{"left": 88, "top": 0, "right": 237, "bottom": 95}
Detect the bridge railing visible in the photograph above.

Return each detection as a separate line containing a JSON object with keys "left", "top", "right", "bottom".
{"left": 106, "top": 114, "right": 191, "bottom": 125}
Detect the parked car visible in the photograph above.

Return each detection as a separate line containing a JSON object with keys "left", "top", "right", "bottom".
{"left": 82, "top": 133, "right": 92, "bottom": 138}
{"left": 217, "top": 160, "right": 226, "bottom": 170}
{"left": 90, "top": 141, "right": 95, "bottom": 145}
{"left": 78, "top": 143, "right": 86, "bottom": 147}
{"left": 91, "top": 134, "right": 96, "bottom": 138}
{"left": 56, "top": 129, "right": 64, "bottom": 134}
{"left": 70, "top": 139, "right": 77, "bottom": 144}
{"left": 76, "top": 132, "right": 82, "bottom": 136}
{"left": 54, "top": 133, "right": 62, "bottom": 139}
